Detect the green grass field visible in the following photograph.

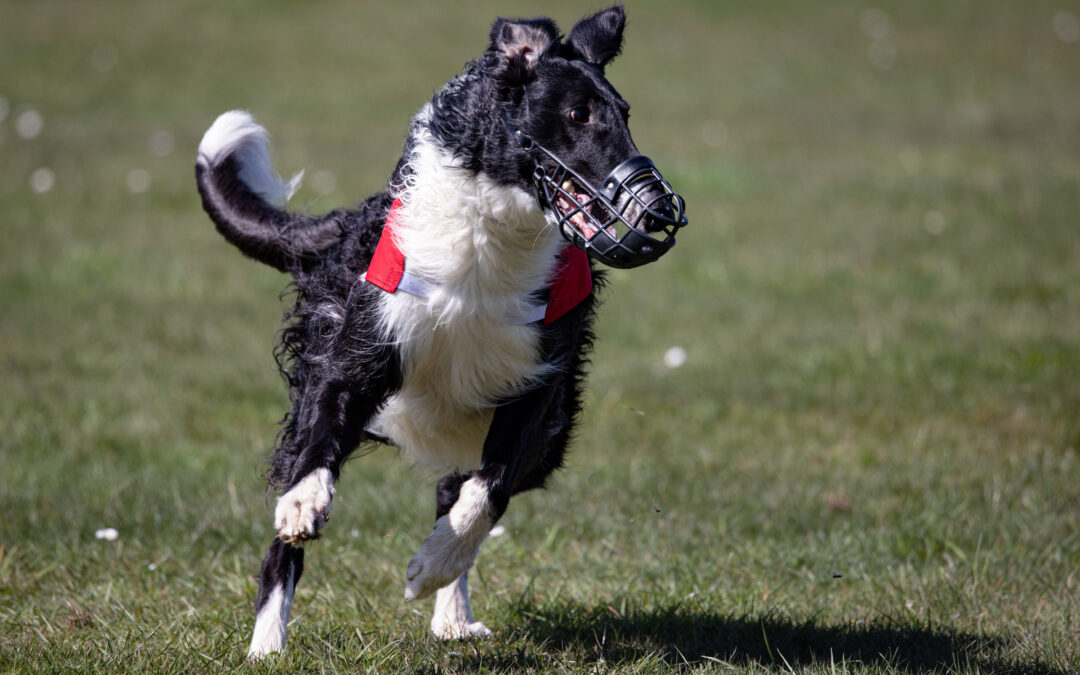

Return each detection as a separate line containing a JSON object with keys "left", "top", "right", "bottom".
{"left": 2, "top": 1, "right": 1078, "bottom": 672}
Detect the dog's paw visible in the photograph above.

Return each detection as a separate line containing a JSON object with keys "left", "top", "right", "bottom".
{"left": 274, "top": 468, "right": 334, "bottom": 545}
{"left": 404, "top": 517, "right": 480, "bottom": 602}
{"left": 406, "top": 478, "right": 494, "bottom": 602}
{"left": 405, "top": 553, "right": 457, "bottom": 602}
{"left": 432, "top": 617, "right": 493, "bottom": 640}
{"left": 430, "top": 574, "right": 492, "bottom": 640}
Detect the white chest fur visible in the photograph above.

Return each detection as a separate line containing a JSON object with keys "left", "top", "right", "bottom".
{"left": 368, "top": 122, "right": 563, "bottom": 472}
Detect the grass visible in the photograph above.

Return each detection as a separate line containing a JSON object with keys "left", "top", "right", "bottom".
{"left": 2, "top": 0, "right": 1079, "bottom": 672}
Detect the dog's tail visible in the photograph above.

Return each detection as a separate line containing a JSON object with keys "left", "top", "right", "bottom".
{"left": 195, "top": 111, "right": 342, "bottom": 272}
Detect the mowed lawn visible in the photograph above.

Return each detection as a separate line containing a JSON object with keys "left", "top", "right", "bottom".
{"left": 2, "top": 1, "right": 1078, "bottom": 672}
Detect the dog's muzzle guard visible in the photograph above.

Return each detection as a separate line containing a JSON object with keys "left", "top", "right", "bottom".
{"left": 502, "top": 112, "right": 688, "bottom": 269}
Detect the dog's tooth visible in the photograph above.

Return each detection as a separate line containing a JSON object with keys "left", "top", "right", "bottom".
{"left": 561, "top": 179, "right": 574, "bottom": 191}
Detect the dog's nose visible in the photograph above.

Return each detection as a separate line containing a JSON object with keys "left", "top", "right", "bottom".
{"left": 622, "top": 174, "right": 677, "bottom": 234}
{"left": 601, "top": 156, "right": 683, "bottom": 235}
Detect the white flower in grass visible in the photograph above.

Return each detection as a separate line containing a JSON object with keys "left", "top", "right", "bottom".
{"left": 16, "top": 108, "right": 43, "bottom": 139}
{"left": 923, "top": 210, "right": 946, "bottom": 235}
{"left": 95, "top": 527, "right": 119, "bottom": 541}
{"left": 663, "top": 346, "right": 688, "bottom": 369}
{"left": 30, "top": 167, "right": 55, "bottom": 194}
{"left": 127, "top": 168, "right": 151, "bottom": 194}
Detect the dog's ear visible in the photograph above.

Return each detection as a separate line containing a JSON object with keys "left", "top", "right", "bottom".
{"left": 564, "top": 6, "right": 626, "bottom": 69}
{"left": 489, "top": 17, "right": 559, "bottom": 84}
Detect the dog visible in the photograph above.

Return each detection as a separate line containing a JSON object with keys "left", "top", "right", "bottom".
{"left": 194, "top": 6, "right": 686, "bottom": 658}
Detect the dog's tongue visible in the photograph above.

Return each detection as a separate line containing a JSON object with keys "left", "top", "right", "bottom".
{"left": 571, "top": 192, "right": 598, "bottom": 238}
{"left": 556, "top": 191, "right": 616, "bottom": 242}
{"left": 557, "top": 194, "right": 592, "bottom": 237}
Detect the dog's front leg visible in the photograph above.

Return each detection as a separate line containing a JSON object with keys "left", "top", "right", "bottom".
{"left": 250, "top": 373, "right": 392, "bottom": 658}
{"left": 405, "top": 385, "right": 556, "bottom": 638}
{"left": 273, "top": 380, "right": 359, "bottom": 545}
{"left": 248, "top": 537, "right": 304, "bottom": 658}
{"left": 249, "top": 379, "right": 360, "bottom": 659}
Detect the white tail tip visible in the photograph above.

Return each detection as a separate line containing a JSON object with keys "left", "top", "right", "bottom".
{"left": 197, "top": 110, "right": 302, "bottom": 206}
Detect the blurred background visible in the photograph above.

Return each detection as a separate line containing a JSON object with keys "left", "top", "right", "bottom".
{"left": 2, "top": 1, "right": 1078, "bottom": 671}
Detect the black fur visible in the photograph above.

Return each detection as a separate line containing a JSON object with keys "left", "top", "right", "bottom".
{"left": 254, "top": 538, "right": 303, "bottom": 614}
{"left": 195, "top": 155, "right": 346, "bottom": 273}
{"left": 267, "top": 195, "right": 400, "bottom": 490}
{"left": 562, "top": 6, "right": 627, "bottom": 69}
{"left": 196, "top": 5, "right": 665, "bottom": 651}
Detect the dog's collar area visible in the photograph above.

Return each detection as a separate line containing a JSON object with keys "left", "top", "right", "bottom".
{"left": 363, "top": 199, "right": 592, "bottom": 325}
{"left": 500, "top": 111, "right": 688, "bottom": 270}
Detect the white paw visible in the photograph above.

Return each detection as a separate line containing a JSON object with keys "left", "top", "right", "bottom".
{"left": 404, "top": 524, "right": 472, "bottom": 602}
{"left": 404, "top": 479, "right": 493, "bottom": 602}
{"left": 432, "top": 618, "right": 493, "bottom": 640}
{"left": 247, "top": 580, "right": 293, "bottom": 658}
{"left": 430, "top": 574, "right": 492, "bottom": 640}
{"left": 274, "top": 468, "right": 334, "bottom": 545}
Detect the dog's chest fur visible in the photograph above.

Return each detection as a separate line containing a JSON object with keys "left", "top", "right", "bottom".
{"left": 368, "top": 122, "right": 564, "bottom": 472}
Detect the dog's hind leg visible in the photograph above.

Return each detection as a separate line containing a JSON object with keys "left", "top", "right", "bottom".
{"left": 428, "top": 474, "right": 493, "bottom": 639}
{"left": 248, "top": 538, "right": 303, "bottom": 658}
{"left": 406, "top": 385, "right": 556, "bottom": 624}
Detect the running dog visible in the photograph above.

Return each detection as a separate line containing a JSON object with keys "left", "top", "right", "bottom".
{"left": 195, "top": 6, "right": 686, "bottom": 657}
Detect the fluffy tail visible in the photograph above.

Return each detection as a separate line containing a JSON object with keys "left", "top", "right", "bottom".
{"left": 195, "top": 110, "right": 342, "bottom": 272}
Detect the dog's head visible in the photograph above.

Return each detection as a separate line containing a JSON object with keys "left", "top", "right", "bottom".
{"left": 491, "top": 7, "right": 687, "bottom": 268}
{"left": 429, "top": 7, "right": 687, "bottom": 269}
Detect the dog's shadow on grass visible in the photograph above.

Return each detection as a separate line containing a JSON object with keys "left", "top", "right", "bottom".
{"left": 441, "top": 602, "right": 1066, "bottom": 674}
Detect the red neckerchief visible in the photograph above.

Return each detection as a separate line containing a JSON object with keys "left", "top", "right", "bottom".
{"left": 365, "top": 198, "right": 591, "bottom": 324}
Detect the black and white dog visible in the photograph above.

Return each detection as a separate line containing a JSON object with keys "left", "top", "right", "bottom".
{"left": 195, "top": 6, "right": 685, "bottom": 658}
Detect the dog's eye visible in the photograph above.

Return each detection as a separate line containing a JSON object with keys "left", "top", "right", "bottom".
{"left": 569, "top": 107, "right": 590, "bottom": 124}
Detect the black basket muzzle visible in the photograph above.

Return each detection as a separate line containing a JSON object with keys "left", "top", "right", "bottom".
{"left": 503, "top": 113, "right": 688, "bottom": 269}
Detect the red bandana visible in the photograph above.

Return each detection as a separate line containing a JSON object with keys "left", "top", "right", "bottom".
{"left": 365, "top": 198, "right": 592, "bottom": 324}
